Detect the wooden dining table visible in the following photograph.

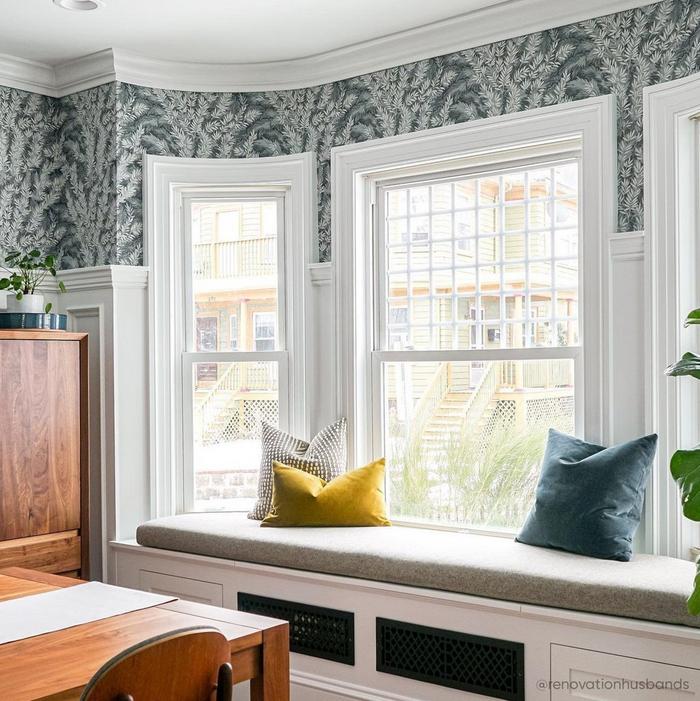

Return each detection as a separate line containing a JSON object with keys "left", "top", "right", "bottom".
{"left": 0, "top": 568, "right": 290, "bottom": 701}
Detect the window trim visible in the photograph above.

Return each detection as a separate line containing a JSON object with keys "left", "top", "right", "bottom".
{"left": 144, "top": 153, "right": 316, "bottom": 518}
{"left": 644, "top": 73, "right": 700, "bottom": 558}
{"left": 332, "top": 97, "right": 616, "bottom": 526}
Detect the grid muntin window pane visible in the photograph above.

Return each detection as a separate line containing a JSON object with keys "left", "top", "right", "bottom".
{"left": 382, "top": 160, "right": 579, "bottom": 351}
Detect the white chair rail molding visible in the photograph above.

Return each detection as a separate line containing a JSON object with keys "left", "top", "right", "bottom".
{"left": 2, "top": 2, "right": 700, "bottom": 701}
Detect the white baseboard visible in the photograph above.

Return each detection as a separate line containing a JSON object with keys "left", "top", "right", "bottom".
{"left": 292, "top": 671, "right": 423, "bottom": 701}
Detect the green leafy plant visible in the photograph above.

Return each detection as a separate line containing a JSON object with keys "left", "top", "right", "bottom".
{"left": 387, "top": 422, "right": 548, "bottom": 529}
{"left": 665, "top": 308, "right": 700, "bottom": 614}
{"left": 0, "top": 249, "right": 66, "bottom": 313}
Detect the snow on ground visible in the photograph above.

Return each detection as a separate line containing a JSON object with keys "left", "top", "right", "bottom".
{"left": 194, "top": 438, "right": 261, "bottom": 472}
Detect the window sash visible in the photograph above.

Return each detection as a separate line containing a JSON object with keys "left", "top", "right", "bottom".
{"left": 182, "top": 192, "right": 287, "bottom": 355}
{"left": 374, "top": 157, "right": 581, "bottom": 355}
{"left": 180, "top": 191, "right": 288, "bottom": 513}
{"left": 371, "top": 156, "right": 583, "bottom": 534}
{"left": 181, "top": 351, "right": 289, "bottom": 511}
{"left": 371, "top": 347, "right": 583, "bottom": 531}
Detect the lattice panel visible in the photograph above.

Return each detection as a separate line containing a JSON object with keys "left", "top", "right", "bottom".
{"left": 376, "top": 618, "right": 524, "bottom": 701}
{"left": 238, "top": 593, "right": 354, "bottom": 665}
{"left": 211, "top": 400, "right": 279, "bottom": 444}
{"left": 241, "top": 399, "right": 278, "bottom": 438}
{"left": 481, "top": 399, "right": 517, "bottom": 443}
{"left": 526, "top": 396, "right": 574, "bottom": 433}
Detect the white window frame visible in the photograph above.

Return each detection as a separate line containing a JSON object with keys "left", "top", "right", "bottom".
{"left": 645, "top": 73, "right": 700, "bottom": 558}
{"left": 144, "top": 153, "right": 316, "bottom": 518}
{"left": 371, "top": 157, "right": 585, "bottom": 495}
{"left": 333, "top": 96, "right": 616, "bottom": 531}
{"left": 181, "top": 190, "right": 287, "bottom": 511}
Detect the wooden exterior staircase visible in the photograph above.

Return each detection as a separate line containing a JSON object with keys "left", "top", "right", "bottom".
{"left": 420, "top": 362, "right": 499, "bottom": 456}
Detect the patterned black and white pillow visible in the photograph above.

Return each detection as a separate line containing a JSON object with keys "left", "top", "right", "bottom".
{"left": 248, "top": 419, "right": 348, "bottom": 520}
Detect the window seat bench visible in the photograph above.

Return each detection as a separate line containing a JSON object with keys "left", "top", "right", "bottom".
{"left": 135, "top": 512, "right": 699, "bottom": 630}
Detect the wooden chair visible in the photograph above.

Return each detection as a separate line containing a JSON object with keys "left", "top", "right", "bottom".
{"left": 80, "top": 626, "right": 233, "bottom": 701}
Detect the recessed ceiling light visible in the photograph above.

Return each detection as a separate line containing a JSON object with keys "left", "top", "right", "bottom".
{"left": 53, "top": 0, "right": 104, "bottom": 11}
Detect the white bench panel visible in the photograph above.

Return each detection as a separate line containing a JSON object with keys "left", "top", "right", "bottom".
{"left": 550, "top": 644, "right": 700, "bottom": 700}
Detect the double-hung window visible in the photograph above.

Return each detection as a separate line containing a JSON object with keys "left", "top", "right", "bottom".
{"left": 146, "top": 153, "right": 313, "bottom": 520}
{"left": 183, "top": 195, "right": 287, "bottom": 512}
{"left": 373, "top": 157, "right": 581, "bottom": 531}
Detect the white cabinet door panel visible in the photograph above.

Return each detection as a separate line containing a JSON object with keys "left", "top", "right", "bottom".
{"left": 551, "top": 645, "right": 699, "bottom": 700}
{"left": 139, "top": 570, "right": 224, "bottom": 606}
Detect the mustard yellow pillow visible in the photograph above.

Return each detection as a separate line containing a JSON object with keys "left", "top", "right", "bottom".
{"left": 261, "top": 458, "right": 391, "bottom": 527}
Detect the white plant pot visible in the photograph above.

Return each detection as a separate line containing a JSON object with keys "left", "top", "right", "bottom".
{"left": 6, "top": 293, "right": 45, "bottom": 314}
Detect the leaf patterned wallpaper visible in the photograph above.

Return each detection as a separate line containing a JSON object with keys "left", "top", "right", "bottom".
{"left": 0, "top": 89, "right": 64, "bottom": 259}
{"left": 0, "top": 83, "right": 116, "bottom": 269}
{"left": 1, "top": 0, "right": 699, "bottom": 267}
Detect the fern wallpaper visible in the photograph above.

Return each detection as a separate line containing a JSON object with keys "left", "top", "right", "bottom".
{"left": 1, "top": 0, "right": 700, "bottom": 267}
{"left": 57, "top": 84, "right": 117, "bottom": 268}
{"left": 0, "top": 89, "right": 63, "bottom": 257}
{"left": 0, "top": 83, "right": 116, "bottom": 268}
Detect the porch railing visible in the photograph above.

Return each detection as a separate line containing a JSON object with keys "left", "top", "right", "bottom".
{"left": 193, "top": 237, "right": 276, "bottom": 279}
{"left": 499, "top": 359, "right": 573, "bottom": 389}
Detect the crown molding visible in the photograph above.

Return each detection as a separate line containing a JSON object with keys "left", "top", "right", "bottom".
{"left": 0, "top": 53, "right": 56, "bottom": 96}
{"left": 0, "top": 49, "right": 115, "bottom": 98}
{"left": 0, "top": 0, "right": 656, "bottom": 96}
{"left": 54, "top": 50, "right": 117, "bottom": 97}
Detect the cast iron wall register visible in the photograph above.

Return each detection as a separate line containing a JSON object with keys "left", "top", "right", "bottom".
{"left": 237, "top": 592, "right": 355, "bottom": 665}
{"left": 376, "top": 618, "right": 524, "bottom": 701}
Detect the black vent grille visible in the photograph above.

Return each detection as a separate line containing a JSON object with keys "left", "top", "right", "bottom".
{"left": 238, "top": 592, "right": 354, "bottom": 665}
{"left": 376, "top": 618, "right": 524, "bottom": 701}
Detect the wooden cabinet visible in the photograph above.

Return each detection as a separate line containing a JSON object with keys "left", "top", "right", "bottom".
{"left": 0, "top": 331, "right": 88, "bottom": 577}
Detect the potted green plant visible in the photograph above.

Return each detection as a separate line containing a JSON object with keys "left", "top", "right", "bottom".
{"left": 665, "top": 307, "right": 700, "bottom": 614}
{"left": 0, "top": 249, "right": 66, "bottom": 314}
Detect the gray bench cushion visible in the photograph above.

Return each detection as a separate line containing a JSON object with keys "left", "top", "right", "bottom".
{"left": 136, "top": 513, "right": 700, "bottom": 629}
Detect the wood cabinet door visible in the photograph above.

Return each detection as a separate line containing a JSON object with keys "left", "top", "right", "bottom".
{"left": 0, "top": 340, "right": 81, "bottom": 540}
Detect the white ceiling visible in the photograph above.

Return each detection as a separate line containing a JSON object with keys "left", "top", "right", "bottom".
{"left": 0, "top": 0, "right": 504, "bottom": 65}
{"left": 0, "top": 0, "right": 656, "bottom": 95}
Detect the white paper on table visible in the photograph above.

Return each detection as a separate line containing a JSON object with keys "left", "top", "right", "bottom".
{"left": 0, "top": 581, "right": 176, "bottom": 645}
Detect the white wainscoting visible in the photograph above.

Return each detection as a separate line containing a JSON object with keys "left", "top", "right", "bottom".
{"left": 607, "top": 232, "right": 646, "bottom": 444}
{"left": 54, "top": 265, "right": 149, "bottom": 582}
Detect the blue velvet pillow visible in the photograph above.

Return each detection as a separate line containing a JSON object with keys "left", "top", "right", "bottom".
{"left": 516, "top": 429, "right": 657, "bottom": 561}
